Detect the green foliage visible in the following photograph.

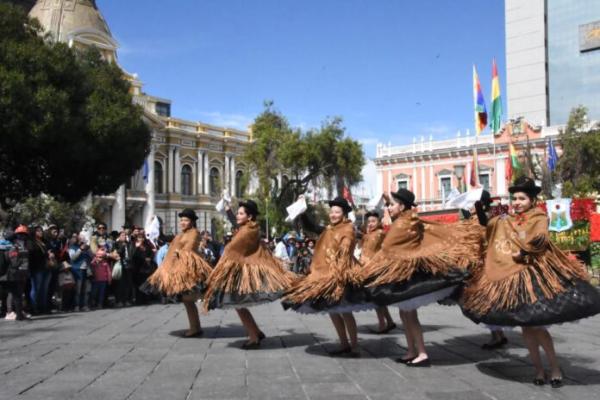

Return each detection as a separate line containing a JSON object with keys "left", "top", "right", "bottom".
{"left": 242, "top": 103, "right": 365, "bottom": 233}
{"left": 558, "top": 106, "right": 600, "bottom": 197}
{"left": 0, "top": 3, "right": 151, "bottom": 206}
{"left": 6, "top": 194, "right": 88, "bottom": 234}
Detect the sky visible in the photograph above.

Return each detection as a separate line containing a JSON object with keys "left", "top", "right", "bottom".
{"left": 100, "top": 0, "right": 506, "bottom": 161}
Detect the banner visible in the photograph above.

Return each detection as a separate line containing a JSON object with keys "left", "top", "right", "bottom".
{"left": 546, "top": 199, "right": 574, "bottom": 232}
{"left": 549, "top": 221, "right": 590, "bottom": 252}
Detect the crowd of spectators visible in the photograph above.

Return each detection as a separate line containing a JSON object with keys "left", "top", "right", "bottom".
{"left": 0, "top": 221, "right": 317, "bottom": 322}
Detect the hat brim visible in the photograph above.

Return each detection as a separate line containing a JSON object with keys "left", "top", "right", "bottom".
{"left": 508, "top": 186, "right": 542, "bottom": 196}
{"left": 390, "top": 193, "right": 417, "bottom": 207}
{"left": 328, "top": 201, "right": 352, "bottom": 214}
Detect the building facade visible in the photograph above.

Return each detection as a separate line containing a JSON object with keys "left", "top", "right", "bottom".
{"left": 506, "top": 0, "right": 600, "bottom": 126}
{"left": 375, "top": 121, "right": 560, "bottom": 211}
{"left": 28, "top": 0, "right": 252, "bottom": 234}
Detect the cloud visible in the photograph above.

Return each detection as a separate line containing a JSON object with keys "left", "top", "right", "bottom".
{"left": 358, "top": 137, "right": 379, "bottom": 145}
{"left": 198, "top": 111, "right": 253, "bottom": 130}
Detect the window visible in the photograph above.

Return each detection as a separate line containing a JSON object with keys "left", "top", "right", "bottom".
{"left": 210, "top": 167, "right": 220, "bottom": 196}
{"left": 154, "top": 162, "right": 164, "bottom": 194}
{"left": 440, "top": 177, "right": 452, "bottom": 195}
{"left": 397, "top": 180, "right": 408, "bottom": 190}
{"left": 155, "top": 102, "right": 171, "bottom": 117}
{"left": 235, "top": 170, "right": 244, "bottom": 198}
{"left": 181, "top": 165, "right": 192, "bottom": 195}
{"left": 479, "top": 173, "right": 490, "bottom": 191}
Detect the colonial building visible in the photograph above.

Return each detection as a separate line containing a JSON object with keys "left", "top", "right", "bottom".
{"left": 374, "top": 119, "right": 561, "bottom": 211}
{"left": 29, "top": 0, "right": 253, "bottom": 234}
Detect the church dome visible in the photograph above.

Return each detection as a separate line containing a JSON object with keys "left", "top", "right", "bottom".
{"left": 29, "top": 0, "right": 118, "bottom": 61}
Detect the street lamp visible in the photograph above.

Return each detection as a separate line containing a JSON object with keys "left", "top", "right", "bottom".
{"left": 453, "top": 164, "right": 466, "bottom": 193}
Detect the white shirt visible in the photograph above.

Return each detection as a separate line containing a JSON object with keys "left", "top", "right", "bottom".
{"left": 274, "top": 241, "right": 290, "bottom": 261}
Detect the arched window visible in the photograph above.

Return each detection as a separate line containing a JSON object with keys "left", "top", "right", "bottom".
{"left": 154, "top": 162, "right": 164, "bottom": 194}
{"left": 235, "top": 170, "right": 244, "bottom": 198}
{"left": 210, "top": 167, "right": 220, "bottom": 196}
{"left": 181, "top": 165, "right": 192, "bottom": 195}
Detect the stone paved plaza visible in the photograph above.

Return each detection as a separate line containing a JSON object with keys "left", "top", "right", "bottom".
{"left": 1, "top": 302, "right": 599, "bottom": 400}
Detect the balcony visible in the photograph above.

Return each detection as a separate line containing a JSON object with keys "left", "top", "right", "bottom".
{"left": 376, "top": 133, "right": 495, "bottom": 158}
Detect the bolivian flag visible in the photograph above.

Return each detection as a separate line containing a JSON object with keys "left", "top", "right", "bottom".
{"left": 473, "top": 65, "right": 488, "bottom": 136}
{"left": 490, "top": 59, "right": 502, "bottom": 134}
{"left": 506, "top": 142, "right": 521, "bottom": 182}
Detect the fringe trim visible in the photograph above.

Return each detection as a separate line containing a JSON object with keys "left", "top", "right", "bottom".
{"left": 203, "top": 256, "right": 296, "bottom": 312}
{"left": 461, "top": 242, "right": 589, "bottom": 316}
{"left": 147, "top": 251, "right": 212, "bottom": 297}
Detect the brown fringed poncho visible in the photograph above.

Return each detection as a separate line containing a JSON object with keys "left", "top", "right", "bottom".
{"left": 203, "top": 220, "right": 295, "bottom": 311}
{"left": 146, "top": 228, "right": 213, "bottom": 297}
{"left": 461, "top": 207, "right": 589, "bottom": 316}
{"left": 359, "top": 228, "right": 385, "bottom": 266}
{"left": 358, "top": 210, "right": 481, "bottom": 287}
{"left": 283, "top": 219, "right": 359, "bottom": 305}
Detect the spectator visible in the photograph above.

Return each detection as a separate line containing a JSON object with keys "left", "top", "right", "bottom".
{"left": 199, "top": 236, "right": 216, "bottom": 266}
{"left": 131, "top": 233, "right": 156, "bottom": 305}
{"left": 29, "top": 225, "right": 50, "bottom": 315}
{"left": 68, "top": 233, "right": 92, "bottom": 311}
{"left": 274, "top": 237, "right": 290, "bottom": 267}
{"left": 90, "top": 222, "right": 111, "bottom": 253}
{"left": 45, "top": 225, "right": 67, "bottom": 312}
{"left": 306, "top": 238, "right": 316, "bottom": 255}
{"left": 114, "top": 231, "right": 134, "bottom": 307}
{"left": 1, "top": 225, "right": 31, "bottom": 320}
{"left": 90, "top": 248, "right": 112, "bottom": 309}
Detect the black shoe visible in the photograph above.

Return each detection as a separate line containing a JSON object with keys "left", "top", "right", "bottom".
{"left": 369, "top": 323, "right": 397, "bottom": 335}
{"left": 532, "top": 378, "right": 545, "bottom": 386}
{"left": 258, "top": 331, "right": 266, "bottom": 341}
{"left": 481, "top": 338, "right": 507, "bottom": 350}
{"left": 395, "top": 356, "right": 417, "bottom": 364}
{"left": 241, "top": 340, "right": 261, "bottom": 350}
{"left": 328, "top": 347, "right": 352, "bottom": 356}
{"left": 550, "top": 378, "right": 563, "bottom": 388}
{"left": 406, "top": 358, "right": 431, "bottom": 368}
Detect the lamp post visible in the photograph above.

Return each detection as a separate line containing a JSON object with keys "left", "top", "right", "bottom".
{"left": 453, "top": 164, "right": 466, "bottom": 193}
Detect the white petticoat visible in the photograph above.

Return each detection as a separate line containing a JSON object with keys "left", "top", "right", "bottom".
{"left": 392, "top": 285, "right": 457, "bottom": 311}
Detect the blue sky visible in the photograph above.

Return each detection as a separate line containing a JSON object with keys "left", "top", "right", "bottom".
{"left": 100, "top": 0, "right": 506, "bottom": 158}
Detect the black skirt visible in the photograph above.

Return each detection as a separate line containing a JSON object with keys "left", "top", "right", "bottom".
{"left": 461, "top": 278, "right": 600, "bottom": 327}
{"left": 281, "top": 284, "right": 372, "bottom": 314}
{"left": 364, "top": 269, "right": 468, "bottom": 307}
{"left": 206, "top": 289, "right": 284, "bottom": 310}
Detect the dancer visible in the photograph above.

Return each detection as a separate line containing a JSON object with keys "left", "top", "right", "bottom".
{"left": 359, "top": 211, "right": 396, "bottom": 334}
{"left": 461, "top": 177, "right": 600, "bottom": 387}
{"left": 203, "top": 200, "right": 295, "bottom": 349}
{"left": 283, "top": 196, "right": 366, "bottom": 357}
{"left": 359, "top": 189, "right": 479, "bottom": 366}
{"left": 143, "top": 209, "right": 212, "bottom": 337}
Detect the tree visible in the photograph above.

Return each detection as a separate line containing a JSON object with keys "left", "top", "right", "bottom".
{"left": 557, "top": 106, "right": 600, "bottom": 197}
{"left": 0, "top": 0, "right": 35, "bottom": 12}
{"left": 242, "top": 102, "right": 365, "bottom": 232}
{"left": 0, "top": 4, "right": 151, "bottom": 207}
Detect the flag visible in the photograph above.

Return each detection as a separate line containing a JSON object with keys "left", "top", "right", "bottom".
{"left": 547, "top": 137, "right": 559, "bottom": 172}
{"left": 470, "top": 148, "right": 479, "bottom": 187}
{"left": 490, "top": 58, "right": 503, "bottom": 134}
{"left": 506, "top": 142, "right": 521, "bottom": 182}
{"left": 342, "top": 186, "right": 355, "bottom": 207}
{"left": 473, "top": 65, "right": 488, "bottom": 136}
{"left": 142, "top": 159, "right": 149, "bottom": 184}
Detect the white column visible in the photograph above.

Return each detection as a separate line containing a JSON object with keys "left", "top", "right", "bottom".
{"left": 203, "top": 152, "right": 210, "bottom": 195}
{"left": 223, "top": 155, "right": 230, "bottom": 196}
{"left": 496, "top": 158, "right": 507, "bottom": 195}
{"left": 112, "top": 185, "right": 126, "bottom": 231}
{"left": 420, "top": 166, "right": 426, "bottom": 201}
{"left": 174, "top": 147, "right": 181, "bottom": 193}
{"left": 429, "top": 165, "right": 434, "bottom": 202}
{"left": 412, "top": 165, "right": 418, "bottom": 198}
{"left": 168, "top": 147, "right": 174, "bottom": 193}
{"left": 466, "top": 161, "right": 472, "bottom": 190}
{"left": 230, "top": 156, "right": 236, "bottom": 196}
{"left": 143, "top": 147, "right": 155, "bottom": 226}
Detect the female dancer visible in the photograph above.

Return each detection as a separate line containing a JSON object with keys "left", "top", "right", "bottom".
{"left": 359, "top": 189, "right": 479, "bottom": 366}
{"left": 203, "top": 200, "right": 295, "bottom": 349}
{"left": 144, "top": 209, "right": 213, "bottom": 337}
{"left": 461, "top": 177, "right": 600, "bottom": 387}
{"left": 283, "top": 196, "right": 363, "bottom": 357}
{"left": 359, "top": 211, "right": 396, "bottom": 334}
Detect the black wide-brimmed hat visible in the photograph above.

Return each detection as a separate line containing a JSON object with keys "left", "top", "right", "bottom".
{"left": 328, "top": 197, "right": 353, "bottom": 214}
{"left": 239, "top": 199, "right": 260, "bottom": 217}
{"left": 364, "top": 210, "right": 380, "bottom": 220}
{"left": 178, "top": 208, "right": 198, "bottom": 221}
{"left": 391, "top": 188, "right": 417, "bottom": 208}
{"left": 508, "top": 176, "right": 541, "bottom": 197}
{"left": 480, "top": 189, "right": 492, "bottom": 207}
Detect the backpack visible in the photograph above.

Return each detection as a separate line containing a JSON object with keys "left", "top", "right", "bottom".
{"left": 7, "top": 238, "right": 30, "bottom": 281}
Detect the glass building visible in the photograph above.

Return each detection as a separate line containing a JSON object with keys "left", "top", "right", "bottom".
{"left": 547, "top": 0, "right": 600, "bottom": 125}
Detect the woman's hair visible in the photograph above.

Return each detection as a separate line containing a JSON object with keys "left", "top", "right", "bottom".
{"left": 240, "top": 205, "right": 257, "bottom": 221}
